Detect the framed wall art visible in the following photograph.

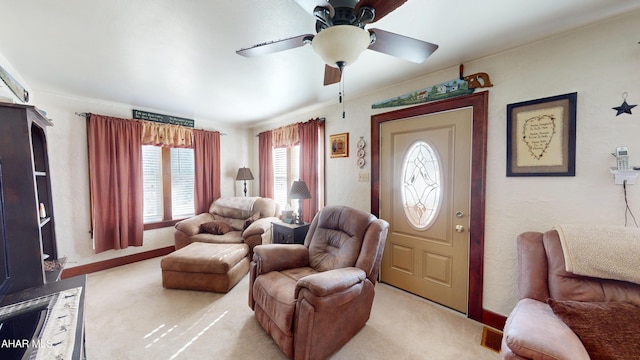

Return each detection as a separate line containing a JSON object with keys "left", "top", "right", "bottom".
{"left": 506, "top": 92, "right": 577, "bottom": 176}
{"left": 330, "top": 132, "right": 349, "bottom": 158}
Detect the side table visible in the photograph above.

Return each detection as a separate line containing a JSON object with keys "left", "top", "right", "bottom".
{"left": 272, "top": 222, "right": 310, "bottom": 245}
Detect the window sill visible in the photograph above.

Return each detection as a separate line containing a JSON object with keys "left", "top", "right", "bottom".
{"left": 144, "top": 218, "right": 187, "bottom": 231}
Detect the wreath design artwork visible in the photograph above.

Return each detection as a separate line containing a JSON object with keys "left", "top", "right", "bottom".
{"left": 521, "top": 114, "right": 556, "bottom": 160}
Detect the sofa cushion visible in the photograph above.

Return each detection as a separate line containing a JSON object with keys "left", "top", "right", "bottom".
{"left": 252, "top": 267, "right": 317, "bottom": 336}
{"left": 189, "top": 231, "right": 242, "bottom": 244}
{"left": 212, "top": 214, "right": 246, "bottom": 231}
{"left": 200, "top": 220, "right": 233, "bottom": 235}
{"left": 308, "top": 207, "right": 373, "bottom": 272}
{"left": 548, "top": 298, "right": 640, "bottom": 359}
{"left": 161, "top": 242, "right": 248, "bottom": 274}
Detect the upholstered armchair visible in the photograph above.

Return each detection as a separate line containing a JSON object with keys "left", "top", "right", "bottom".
{"left": 249, "top": 205, "right": 389, "bottom": 360}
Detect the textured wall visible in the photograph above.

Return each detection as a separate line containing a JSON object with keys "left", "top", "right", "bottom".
{"left": 35, "top": 92, "right": 249, "bottom": 267}
{"left": 251, "top": 10, "right": 640, "bottom": 315}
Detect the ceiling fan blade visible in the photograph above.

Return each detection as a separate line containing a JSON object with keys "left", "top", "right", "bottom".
{"left": 236, "top": 34, "right": 314, "bottom": 58}
{"left": 356, "top": 0, "right": 407, "bottom": 22}
{"left": 293, "top": 0, "right": 335, "bottom": 18}
{"left": 368, "top": 28, "right": 438, "bottom": 63}
{"left": 323, "top": 65, "right": 341, "bottom": 86}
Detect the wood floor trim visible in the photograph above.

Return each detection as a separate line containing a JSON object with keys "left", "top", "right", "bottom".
{"left": 60, "top": 246, "right": 175, "bottom": 279}
{"left": 481, "top": 309, "right": 507, "bottom": 331}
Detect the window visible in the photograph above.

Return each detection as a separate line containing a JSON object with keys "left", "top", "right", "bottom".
{"left": 401, "top": 141, "right": 441, "bottom": 229}
{"left": 142, "top": 145, "right": 195, "bottom": 224}
{"left": 273, "top": 145, "right": 299, "bottom": 212}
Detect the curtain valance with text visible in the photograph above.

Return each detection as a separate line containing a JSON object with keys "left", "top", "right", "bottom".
{"left": 141, "top": 121, "right": 194, "bottom": 148}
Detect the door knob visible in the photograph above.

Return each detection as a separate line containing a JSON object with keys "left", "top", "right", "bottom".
{"left": 455, "top": 225, "right": 464, "bottom": 233}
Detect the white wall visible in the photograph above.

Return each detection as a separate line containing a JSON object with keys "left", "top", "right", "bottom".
{"left": 32, "top": 92, "right": 251, "bottom": 268}
{"left": 251, "top": 10, "right": 640, "bottom": 315}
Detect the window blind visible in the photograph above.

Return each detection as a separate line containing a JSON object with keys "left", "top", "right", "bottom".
{"left": 170, "top": 147, "right": 195, "bottom": 219}
{"left": 142, "top": 145, "right": 163, "bottom": 223}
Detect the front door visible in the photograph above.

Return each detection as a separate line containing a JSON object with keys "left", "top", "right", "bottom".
{"left": 379, "top": 107, "right": 472, "bottom": 313}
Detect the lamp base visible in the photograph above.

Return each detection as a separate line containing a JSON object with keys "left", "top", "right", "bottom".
{"left": 297, "top": 199, "right": 304, "bottom": 224}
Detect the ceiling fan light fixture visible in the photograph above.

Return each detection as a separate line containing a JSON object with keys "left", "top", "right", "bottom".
{"left": 311, "top": 25, "right": 370, "bottom": 68}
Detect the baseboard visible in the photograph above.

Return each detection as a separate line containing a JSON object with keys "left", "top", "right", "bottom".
{"left": 481, "top": 309, "right": 507, "bottom": 331}
{"left": 60, "top": 246, "right": 175, "bottom": 279}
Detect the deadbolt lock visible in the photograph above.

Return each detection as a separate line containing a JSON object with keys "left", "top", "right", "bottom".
{"left": 455, "top": 211, "right": 464, "bottom": 218}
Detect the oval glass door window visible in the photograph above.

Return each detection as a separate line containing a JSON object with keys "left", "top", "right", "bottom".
{"left": 401, "top": 141, "right": 442, "bottom": 229}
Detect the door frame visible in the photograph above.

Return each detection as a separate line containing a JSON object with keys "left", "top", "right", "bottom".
{"left": 371, "top": 91, "right": 488, "bottom": 322}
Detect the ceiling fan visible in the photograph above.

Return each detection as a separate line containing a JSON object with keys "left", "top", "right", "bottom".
{"left": 236, "top": 0, "right": 439, "bottom": 85}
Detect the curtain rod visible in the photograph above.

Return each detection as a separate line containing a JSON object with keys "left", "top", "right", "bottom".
{"left": 255, "top": 117, "right": 326, "bottom": 137}
{"left": 75, "top": 112, "right": 226, "bottom": 135}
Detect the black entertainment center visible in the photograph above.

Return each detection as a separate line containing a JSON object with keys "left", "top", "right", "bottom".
{"left": 0, "top": 103, "right": 86, "bottom": 359}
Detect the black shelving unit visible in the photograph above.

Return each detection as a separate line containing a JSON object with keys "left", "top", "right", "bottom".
{"left": 0, "top": 103, "right": 59, "bottom": 292}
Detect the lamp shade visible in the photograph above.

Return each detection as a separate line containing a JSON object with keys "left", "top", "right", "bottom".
{"left": 312, "top": 25, "right": 371, "bottom": 68}
{"left": 288, "top": 180, "right": 311, "bottom": 200}
{"left": 236, "top": 167, "right": 254, "bottom": 181}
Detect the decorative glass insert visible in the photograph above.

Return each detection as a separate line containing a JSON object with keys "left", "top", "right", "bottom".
{"left": 401, "top": 141, "right": 441, "bottom": 229}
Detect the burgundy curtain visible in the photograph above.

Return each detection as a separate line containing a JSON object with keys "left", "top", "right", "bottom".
{"left": 258, "top": 131, "right": 274, "bottom": 198}
{"left": 193, "top": 129, "right": 221, "bottom": 213}
{"left": 87, "top": 114, "right": 144, "bottom": 253}
{"left": 298, "top": 119, "right": 324, "bottom": 222}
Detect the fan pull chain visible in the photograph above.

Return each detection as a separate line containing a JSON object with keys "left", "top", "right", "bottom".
{"left": 335, "top": 61, "right": 346, "bottom": 118}
{"left": 340, "top": 66, "right": 346, "bottom": 118}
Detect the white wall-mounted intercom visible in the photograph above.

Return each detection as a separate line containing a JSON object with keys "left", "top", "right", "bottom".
{"left": 615, "top": 146, "right": 630, "bottom": 170}
{"left": 610, "top": 146, "right": 638, "bottom": 185}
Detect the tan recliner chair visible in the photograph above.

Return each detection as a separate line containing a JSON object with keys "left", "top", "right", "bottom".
{"left": 248, "top": 205, "right": 389, "bottom": 360}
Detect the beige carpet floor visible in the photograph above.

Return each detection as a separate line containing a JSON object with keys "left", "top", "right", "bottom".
{"left": 84, "top": 257, "right": 501, "bottom": 359}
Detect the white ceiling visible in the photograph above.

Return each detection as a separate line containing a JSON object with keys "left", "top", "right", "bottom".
{"left": 1, "top": 0, "right": 639, "bottom": 126}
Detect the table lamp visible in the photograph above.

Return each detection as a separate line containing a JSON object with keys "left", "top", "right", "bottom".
{"left": 288, "top": 180, "right": 311, "bottom": 224}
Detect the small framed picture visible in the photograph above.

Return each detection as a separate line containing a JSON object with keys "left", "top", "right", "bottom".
{"left": 330, "top": 132, "right": 349, "bottom": 158}
{"left": 506, "top": 92, "right": 577, "bottom": 176}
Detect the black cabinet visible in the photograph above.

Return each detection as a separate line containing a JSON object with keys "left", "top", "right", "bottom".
{"left": 0, "top": 103, "right": 58, "bottom": 293}
{"left": 0, "top": 275, "right": 86, "bottom": 359}
{"left": 272, "top": 222, "right": 310, "bottom": 245}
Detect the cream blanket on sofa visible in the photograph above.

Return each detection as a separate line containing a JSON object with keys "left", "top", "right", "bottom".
{"left": 215, "top": 196, "right": 258, "bottom": 212}
{"left": 553, "top": 224, "right": 640, "bottom": 285}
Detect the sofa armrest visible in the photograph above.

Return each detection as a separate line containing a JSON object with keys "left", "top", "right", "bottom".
{"left": 517, "top": 232, "right": 550, "bottom": 301}
{"left": 503, "top": 298, "right": 590, "bottom": 360}
{"left": 242, "top": 217, "right": 279, "bottom": 238}
{"left": 252, "top": 244, "right": 309, "bottom": 275}
{"left": 296, "top": 267, "right": 366, "bottom": 298}
{"left": 175, "top": 213, "right": 215, "bottom": 236}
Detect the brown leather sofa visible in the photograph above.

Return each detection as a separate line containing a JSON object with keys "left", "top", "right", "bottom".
{"left": 174, "top": 197, "right": 280, "bottom": 258}
{"left": 501, "top": 230, "right": 640, "bottom": 359}
{"left": 249, "top": 205, "right": 389, "bottom": 360}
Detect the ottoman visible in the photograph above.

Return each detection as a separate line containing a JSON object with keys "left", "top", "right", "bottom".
{"left": 161, "top": 242, "right": 249, "bottom": 293}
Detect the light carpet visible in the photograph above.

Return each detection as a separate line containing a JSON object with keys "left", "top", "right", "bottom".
{"left": 84, "top": 257, "right": 500, "bottom": 359}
